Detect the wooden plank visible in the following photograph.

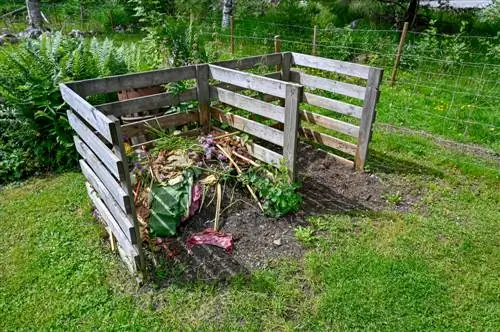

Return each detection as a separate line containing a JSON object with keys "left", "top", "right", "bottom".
{"left": 355, "top": 68, "right": 384, "bottom": 171}
{"left": 300, "top": 110, "right": 359, "bottom": 138}
{"left": 299, "top": 127, "right": 357, "bottom": 155}
{"left": 290, "top": 70, "right": 366, "bottom": 100}
{"left": 95, "top": 88, "right": 197, "bottom": 117}
{"left": 196, "top": 64, "right": 211, "bottom": 133}
{"left": 67, "top": 110, "right": 124, "bottom": 180}
{"left": 245, "top": 142, "right": 282, "bottom": 167}
{"left": 283, "top": 85, "right": 302, "bottom": 181}
{"left": 60, "top": 84, "right": 114, "bottom": 143}
{"left": 291, "top": 52, "right": 373, "bottom": 80}
{"left": 121, "top": 110, "right": 199, "bottom": 138}
{"left": 85, "top": 182, "right": 139, "bottom": 260}
{"left": 302, "top": 92, "right": 362, "bottom": 119}
{"left": 67, "top": 65, "right": 197, "bottom": 97}
{"left": 211, "top": 108, "right": 284, "bottom": 147}
{"left": 210, "top": 87, "right": 285, "bottom": 123}
{"left": 79, "top": 158, "right": 132, "bottom": 220}
{"left": 213, "top": 53, "right": 282, "bottom": 70}
{"left": 281, "top": 52, "right": 292, "bottom": 82}
{"left": 209, "top": 65, "right": 296, "bottom": 99}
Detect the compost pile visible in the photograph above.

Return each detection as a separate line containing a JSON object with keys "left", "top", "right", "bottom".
{"left": 128, "top": 131, "right": 302, "bottom": 254}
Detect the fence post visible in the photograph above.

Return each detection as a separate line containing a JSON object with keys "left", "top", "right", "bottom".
{"left": 355, "top": 68, "right": 383, "bottom": 171}
{"left": 283, "top": 84, "right": 302, "bottom": 182}
{"left": 230, "top": 15, "right": 235, "bottom": 54}
{"left": 274, "top": 35, "right": 281, "bottom": 71}
{"left": 390, "top": 21, "right": 409, "bottom": 87}
{"left": 196, "top": 64, "right": 211, "bottom": 134}
{"left": 312, "top": 25, "right": 318, "bottom": 56}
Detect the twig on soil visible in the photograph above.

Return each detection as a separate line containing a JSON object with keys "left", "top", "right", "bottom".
{"left": 214, "top": 131, "right": 240, "bottom": 140}
{"left": 216, "top": 144, "right": 264, "bottom": 212}
{"left": 232, "top": 150, "right": 260, "bottom": 167}
{"left": 214, "top": 183, "right": 222, "bottom": 231}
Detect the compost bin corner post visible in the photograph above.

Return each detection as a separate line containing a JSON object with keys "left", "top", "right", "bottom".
{"left": 283, "top": 83, "right": 302, "bottom": 182}
{"left": 195, "top": 64, "right": 211, "bottom": 134}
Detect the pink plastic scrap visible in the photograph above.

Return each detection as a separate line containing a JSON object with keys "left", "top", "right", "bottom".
{"left": 186, "top": 229, "right": 234, "bottom": 253}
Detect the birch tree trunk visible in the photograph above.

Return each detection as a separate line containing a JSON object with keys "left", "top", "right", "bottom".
{"left": 26, "top": 0, "right": 43, "bottom": 29}
{"left": 222, "top": 0, "right": 235, "bottom": 29}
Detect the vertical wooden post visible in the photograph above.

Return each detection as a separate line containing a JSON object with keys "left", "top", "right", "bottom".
{"left": 283, "top": 84, "right": 302, "bottom": 182}
{"left": 109, "top": 117, "right": 145, "bottom": 278}
{"left": 312, "top": 25, "right": 318, "bottom": 56}
{"left": 196, "top": 64, "right": 211, "bottom": 134}
{"left": 274, "top": 35, "right": 281, "bottom": 72}
{"left": 390, "top": 22, "right": 409, "bottom": 87}
{"left": 355, "top": 68, "right": 383, "bottom": 171}
{"left": 230, "top": 15, "right": 235, "bottom": 54}
{"left": 281, "top": 52, "right": 292, "bottom": 82}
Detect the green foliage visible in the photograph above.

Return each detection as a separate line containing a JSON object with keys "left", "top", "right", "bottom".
{"left": 294, "top": 226, "right": 317, "bottom": 246}
{"left": 244, "top": 161, "right": 302, "bottom": 218}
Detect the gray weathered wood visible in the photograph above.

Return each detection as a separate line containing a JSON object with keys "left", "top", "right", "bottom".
{"left": 211, "top": 107, "right": 284, "bottom": 147}
{"left": 245, "top": 142, "right": 282, "bottom": 167}
{"left": 67, "top": 65, "right": 197, "bottom": 97}
{"left": 67, "top": 110, "right": 124, "bottom": 180}
{"left": 213, "top": 53, "right": 282, "bottom": 70}
{"left": 85, "top": 182, "right": 139, "bottom": 263}
{"left": 355, "top": 67, "right": 383, "bottom": 171}
{"left": 302, "top": 92, "right": 363, "bottom": 119}
{"left": 209, "top": 65, "right": 298, "bottom": 99}
{"left": 60, "top": 84, "right": 114, "bottom": 143}
{"left": 283, "top": 85, "right": 302, "bottom": 181}
{"left": 299, "top": 127, "right": 357, "bottom": 155}
{"left": 79, "top": 158, "right": 132, "bottom": 223}
{"left": 291, "top": 52, "right": 373, "bottom": 80}
{"left": 210, "top": 86, "right": 285, "bottom": 123}
{"left": 290, "top": 70, "right": 366, "bottom": 100}
{"left": 300, "top": 110, "right": 359, "bottom": 138}
{"left": 196, "top": 65, "right": 211, "bottom": 133}
{"left": 281, "top": 52, "right": 292, "bottom": 82}
{"left": 121, "top": 110, "right": 199, "bottom": 138}
{"left": 96, "top": 88, "right": 197, "bottom": 117}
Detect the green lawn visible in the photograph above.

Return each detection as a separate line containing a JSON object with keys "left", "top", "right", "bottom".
{"left": 1, "top": 129, "right": 498, "bottom": 330}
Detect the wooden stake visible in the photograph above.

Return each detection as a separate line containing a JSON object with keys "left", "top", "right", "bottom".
{"left": 390, "top": 22, "right": 409, "bottom": 87}
{"left": 274, "top": 35, "right": 282, "bottom": 72}
{"left": 312, "top": 25, "right": 318, "bottom": 56}
{"left": 230, "top": 16, "right": 235, "bottom": 54}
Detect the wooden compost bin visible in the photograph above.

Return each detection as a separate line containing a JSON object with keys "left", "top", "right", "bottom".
{"left": 60, "top": 52, "right": 383, "bottom": 275}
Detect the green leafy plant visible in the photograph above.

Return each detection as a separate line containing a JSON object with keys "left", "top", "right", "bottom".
{"left": 294, "top": 226, "right": 317, "bottom": 246}
{"left": 382, "top": 191, "right": 402, "bottom": 205}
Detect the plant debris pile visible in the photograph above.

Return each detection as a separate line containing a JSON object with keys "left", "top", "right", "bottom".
{"left": 128, "top": 131, "right": 302, "bottom": 252}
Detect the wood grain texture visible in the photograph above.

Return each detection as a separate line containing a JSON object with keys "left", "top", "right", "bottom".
{"left": 245, "top": 142, "right": 282, "bottom": 166}
{"left": 302, "top": 92, "right": 363, "bottom": 119}
{"left": 67, "top": 65, "right": 197, "bottom": 97}
{"left": 96, "top": 88, "right": 197, "bottom": 117}
{"left": 281, "top": 52, "right": 292, "bottom": 82}
{"left": 196, "top": 64, "right": 211, "bottom": 133}
{"left": 290, "top": 70, "right": 366, "bottom": 100}
{"left": 213, "top": 53, "right": 282, "bottom": 70}
{"left": 60, "top": 84, "right": 114, "bottom": 143}
{"left": 67, "top": 110, "right": 124, "bottom": 180}
{"left": 291, "top": 52, "right": 373, "bottom": 79}
{"left": 283, "top": 84, "right": 302, "bottom": 181}
{"left": 210, "top": 86, "right": 285, "bottom": 123}
{"left": 299, "top": 127, "right": 357, "bottom": 155}
{"left": 211, "top": 107, "right": 284, "bottom": 147}
{"left": 121, "top": 110, "right": 199, "bottom": 137}
{"left": 300, "top": 110, "right": 359, "bottom": 138}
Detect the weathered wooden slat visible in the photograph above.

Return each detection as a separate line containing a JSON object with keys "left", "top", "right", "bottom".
{"left": 290, "top": 70, "right": 366, "bottom": 100}
{"left": 291, "top": 52, "right": 372, "bottom": 80}
{"left": 299, "top": 127, "right": 357, "bottom": 155}
{"left": 213, "top": 53, "right": 282, "bottom": 70}
{"left": 300, "top": 110, "right": 359, "bottom": 138}
{"left": 209, "top": 65, "right": 296, "bottom": 99}
{"left": 79, "top": 158, "right": 132, "bottom": 221}
{"left": 355, "top": 67, "right": 384, "bottom": 171}
{"left": 60, "top": 84, "right": 114, "bottom": 143}
{"left": 85, "top": 182, "right": 139, "bottom": 260}
{"left": 283, "top": 84, "right": 302, "bottom": 181}
{"left": 302, "top": 92, "right": 363, "bottom": 119}
{"left": 74, "top": 137, "right": 132, "bottom": 218}
{"left": 196, "top": 64, "right": 211, "bottom": 133}
{"left": 245, "top": 142, "right": 282, "bottom": 166}
{"left": 67, "top": 110, "right": 124, "bottom": 179}
{"left": 210, "top": 86, "right": 285, "bottom": 123}
{"left": 211, "top": 108, "right": 284, "bottom": 147}
{"left": 121, "top": 110, "right": 199, "bottom": 138}
{"left": 95, "top": 88, "right": 197, "bottom": 117}
{"left": 67, "top": 65, "right": 197, "bottom": 97}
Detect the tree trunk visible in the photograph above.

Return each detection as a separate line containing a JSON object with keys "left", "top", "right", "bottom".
{"left": 222, "top": 0, "right": 235, "bottom": 29}
{"left": 26, "top": 0, "right": 43, "bottom": 29}
{"left": 406, "top": 0, "right": 419, "bottom": 28}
